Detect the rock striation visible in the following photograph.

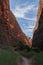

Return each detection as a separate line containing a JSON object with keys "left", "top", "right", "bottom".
{"left": 0, "top": 0, "right": 32, "bottom": 47}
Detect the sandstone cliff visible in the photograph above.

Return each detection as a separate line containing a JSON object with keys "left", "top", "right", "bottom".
{"left": 0, "top": 0, "right": 32, "bottom": 47}
{"left": 32, "top": 0, "right": 43, "bottom": 50}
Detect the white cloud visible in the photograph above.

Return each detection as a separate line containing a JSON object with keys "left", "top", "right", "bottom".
{"left": 24, "top": 28, "right": 33, "bottom": 32}
{"left": 22, "top": 17, "right": 36, "bottom": 21}
{"left": 22, "top": 25, "right": 35, "bottom": 33}
{"left": 33, "top": 7, "right": 38, "bottom": 11}
{"left": 12, "top": 4, "right": 37, "bottom": 21}
{"left": 13, "top": 5, "right": 34, "bottom": 17}
{"left": 22, "top": 24, "right": 35, "bottom": 29}
{"left": 21, "top": 25, "right": 34, "bottom": 32}
{"left": 28, "top": 25, "right": 35, "bottom": 29}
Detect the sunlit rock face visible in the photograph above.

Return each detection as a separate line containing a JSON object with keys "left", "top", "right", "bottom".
{"left": 32, "top": 0, "right": 43, "bottom": 50}
{"left": 0, "top": 0, "right": 10, "bottom": 21}
{"left": 0, "top": 0, "right": 31, "bottom": 47}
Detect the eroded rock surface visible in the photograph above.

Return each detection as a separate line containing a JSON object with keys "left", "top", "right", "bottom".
{"left": 0, "top": 0, "right": 31, "bottom": 47}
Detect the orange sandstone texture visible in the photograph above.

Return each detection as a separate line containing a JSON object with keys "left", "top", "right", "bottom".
{"left": 33, "top": 0, "right": 43, "bottom": 32}
{"left": 0, "top": 0, "right": 32, "bottom": 47}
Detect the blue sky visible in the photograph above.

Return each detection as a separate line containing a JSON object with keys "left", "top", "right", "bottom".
{"left": 10, "top": 0, "right": 39, "bottom": 38}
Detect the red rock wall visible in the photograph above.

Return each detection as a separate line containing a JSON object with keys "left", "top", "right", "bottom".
{"left": 0, "top": 0, "right": 10, "bottom": 21}
{"left": 32, "top": 0, "right": 43, "bottom": 50}
{"left": 33, "top": 0, "right": 43, "bottom": 32}
{"left": 0, "top": 0, "right": 31, "bottom": 47}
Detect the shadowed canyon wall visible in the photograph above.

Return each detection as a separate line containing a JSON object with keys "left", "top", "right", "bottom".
{"left": 32, "top": 0, "right": 43, "bottom": 50}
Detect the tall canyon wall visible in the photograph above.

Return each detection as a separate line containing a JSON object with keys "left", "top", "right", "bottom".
{"left": 0, "top": 0, "right": 32, "bottom": 47}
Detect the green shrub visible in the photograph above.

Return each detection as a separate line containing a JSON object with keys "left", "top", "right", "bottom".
{"left": 0, "top": 47, "right": 21, "bottom": 65}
